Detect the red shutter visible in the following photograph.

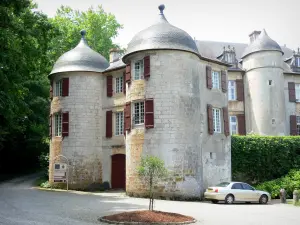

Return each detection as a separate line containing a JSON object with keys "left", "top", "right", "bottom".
{"left": 62, "top": 112, "right": 69, "bottom": 137}
{"left": 236, "top": 79, "right": 244, "bottom": 101}
{"left": 50, "top": 81, "right": 53, "bottom": 99}
{"left": 49, "top": 114, "right": 52, "bottom": 137}
{"left": 145, "top": 99, "right": 154, "bottom": 128}
{"left": 237, "top": 114, "right": 246, "bottom": 135}
{"left": 206, "top": 65, "right": 212, "bottom": 89}
{"left": 144, "top": 56, "right": 150, "bottom": 79}
{"left": 123, "top": 71, "right": 126, "bottom": 95}
{"left": 62, "top": 78, "right": 69, "bottom": 97}
{"left": 106, "top": 110, "right": 113, "bottom": 138}
{"left": 124, "top": 102, "right": 131, "bottom": 132}
{"left": 107, "top": 75, "right": 113, "bottom": 97}
{"left": 221, "top": 70, "right": 227, "bottom": 93}
{"left": 290, "top": 115, "right": 297, "bottom": 135}
{"left": 207, "top": 104, "right": 214, "bottom": 135}
{"left": 288, "top": 82, "right": 296, "bottom": 102}
{"left": 223, "top": 107, "right": 230, "bottom": 136}
{"left": 125, "top": 63, "right": 131, "bottom": 83}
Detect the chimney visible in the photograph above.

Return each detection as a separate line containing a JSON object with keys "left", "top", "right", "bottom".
{"left": 249, "top": 30, "right": 261, "bottom": 43}
{"left": 109, "top": 48, "right": 120, "bottom": 63}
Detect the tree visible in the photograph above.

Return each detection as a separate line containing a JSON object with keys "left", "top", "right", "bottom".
{"left": 137, "top": 156, "right": 168, "bottom": 211}
{"left": 48, "top": 5, "right": 124, "bottom": 65}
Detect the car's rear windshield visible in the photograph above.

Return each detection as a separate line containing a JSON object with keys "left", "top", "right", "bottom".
{"left": 215, "top": 182, "right": 230, "bottom": 187}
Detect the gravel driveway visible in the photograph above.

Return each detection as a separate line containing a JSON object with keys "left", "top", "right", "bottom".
{"left": 0, "top": 174, "right": 299, "bottom": 225}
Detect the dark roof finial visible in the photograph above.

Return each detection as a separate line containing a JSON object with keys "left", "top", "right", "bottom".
{"left": 80, "top": 29, "right": 86, "bottom": 38}
{"left": 158, "top": 4, "right": 165, "bottom": 14}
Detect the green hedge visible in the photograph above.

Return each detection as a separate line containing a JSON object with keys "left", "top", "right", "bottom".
{"left": 255, "top": 169, "right": 300, "bottom": 199}
{"left": 232, "top": 135, "right": 300, "bottom": 184}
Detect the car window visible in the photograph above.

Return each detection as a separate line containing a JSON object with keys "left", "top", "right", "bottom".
{"left": 242, "top": 183, "right": 254, "bottom": 190}
{"left": 215, "top": 182, "right": 230, "bottom": 187}
{"left": 231, "top": 183, "right": 243, "bottom": 189}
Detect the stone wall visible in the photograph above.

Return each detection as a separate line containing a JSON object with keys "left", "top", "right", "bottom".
{"left": 243, "top": 51, "right": 287, "bottom": 135}
{"left": 124, "top": 50, "right": 231, "bottom": 199}
{"left": 49, "top": 71, "right": 104, "bottom": 189}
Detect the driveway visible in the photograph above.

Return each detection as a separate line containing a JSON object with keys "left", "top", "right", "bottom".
{"left": 0, "top": 174, "right": 299, "bottom": 225}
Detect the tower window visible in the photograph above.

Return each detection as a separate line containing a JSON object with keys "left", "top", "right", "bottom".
{"left": 55, "top": 80, "right": 62, "bottom": 96}
{"left": 134, "top": 60, "right": 144, "bottom": 80}
{"left": 54, "top": 113, "right": 62, "bottom": 136}
{"left": 133, "top": 102, "right": 145, "bottom": 125}
{"left": 269, "top": 80, "right": 272, "bottom": 85}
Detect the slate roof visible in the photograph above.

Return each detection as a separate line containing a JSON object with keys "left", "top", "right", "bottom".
{"left": 49, "top": 30, "right": 109, "bottom": 76}
{"left": 123, "top": 4, "right": 199, "bottom": 62}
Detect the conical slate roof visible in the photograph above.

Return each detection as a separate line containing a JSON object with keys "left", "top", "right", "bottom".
{"left": 241, "top": 29, "right": 283, "bottom": 58}
{"left": 123, "top": 4, "right": 199, "bottom": 62}
{"left": 49, "top": 30, "right": 109, "bottom": 75}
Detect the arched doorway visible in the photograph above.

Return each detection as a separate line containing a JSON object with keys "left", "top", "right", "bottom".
{"left": 111, "top": 154, "right": 126, "bottom": 189}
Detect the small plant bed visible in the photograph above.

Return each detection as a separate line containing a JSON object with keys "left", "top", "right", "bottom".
{"left": 99, "top": 210, "right": 196, "bottom": 224}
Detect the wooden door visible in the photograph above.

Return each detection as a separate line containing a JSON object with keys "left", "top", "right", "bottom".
{"left": 111, "top": 154, "right": 126, "bottom": 189}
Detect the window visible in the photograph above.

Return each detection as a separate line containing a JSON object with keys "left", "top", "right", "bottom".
{"left": 55, "top": 80, "right": 62, "bottom": 96}
{"left": 115, "top": 76, "right": 123, "bottom": 93}
{"left": 115, "top": 112, "right": 124, "bottom": 136}
{"left": 230, "top": 116, "right": 238, "bottom": 135}
{"left": 133, "top": 102, "right": 144, "bottom": 125}
{"left": 212, "top": 71, "right": 220, "bottom": 89}
{"left": 231, "top": 183, "right": 243, "bottom": 189}
{"left": 228, "top": 81, "right": 236, "bottom": 100}
{"left": 54, "top": 113, "right": 62, "bottom": 136}
{"left": 213, "top": 108, "right": 221, "bottom": 133}
{"left": 295, "top": 84, "right": 300, "bottom": 101}
{"left": 241, "top": 183, "right": 255, "bottom": 191}
{"left": 215, "top": 182, "right": 230, "bottom": 187}
{"left": 296, "top": 57, "right": 300, "bottom": 67}
{"left": 134, "top": 60, "right": 144, "bottom": 80}
{"left": 225, "top": 53, "right": 234, "bottom": 63}
{"left": 297, "top": 116, "right": 300, "bottom": 135}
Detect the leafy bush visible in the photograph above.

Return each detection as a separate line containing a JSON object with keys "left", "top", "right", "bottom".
{"left": 232, "top": 135, "right": 300, "bottom": 184}
{"left": 38, "top": 152, "right": 49, "bottom": 178}
{"left": 256, "top": 169, "right": 300, "bottom": 199}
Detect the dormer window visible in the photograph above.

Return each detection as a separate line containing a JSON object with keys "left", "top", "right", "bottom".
{"left": 296, "top": 57, "right": 300, "bottom": 67}
{"left": 220, "top": 45, "right": 237, "bottom": 66}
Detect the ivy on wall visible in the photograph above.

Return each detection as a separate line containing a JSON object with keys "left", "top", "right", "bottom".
{"left": 232, "top": 135, "right": 300, "bottom": 184}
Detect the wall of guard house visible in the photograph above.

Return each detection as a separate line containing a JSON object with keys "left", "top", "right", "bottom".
{"left": 49, "top": 71, "right": 104, "bottom": 189}
{"left": 243, "top": 51, "right": 287, "bottom": 135}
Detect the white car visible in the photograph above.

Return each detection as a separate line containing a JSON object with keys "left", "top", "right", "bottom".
{"left": 204, "top": 182, "right": 271, "bottom": 204}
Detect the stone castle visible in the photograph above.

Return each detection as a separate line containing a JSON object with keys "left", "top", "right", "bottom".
{"left": 48, "top": 4, "right": 300, "bottom": 198}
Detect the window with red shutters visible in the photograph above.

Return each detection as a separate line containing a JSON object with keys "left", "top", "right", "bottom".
{"left": 50, "top": 81, "right": 53, "bottom": 99}
{"left": 236, "top": 79, "right": 244, "bottom": 101}
{"left": 288, "top": 82, "right": 296, "bottom": 102}
{"left": 123, "top": 71, "right": 126, "bottom": 95}
{"left": 124, "top": 102, "right": 131, "bottom": 132}
{"left": 106, "top": 110, "right": 113, "bottom": 138}
{"left": 237, "top": 114, "right": 246, "bottom": 135}
{"left": 145, "top": 98, "right": 154, "bottom": 128}
{"left": 62, "top": 78, "right": 69, "bottom": 97}
{"left": 207, "top": 104, "right": 213, "bottom": 134}
{"left": 125, "top": 63, "right": 131, "bottom": 83}
{"left": 49, "top": 114, "right": 52, "bottom": 137}
{"left": 144, "top": 56, "right": 150, "bottom": 79}
{"left": 206, "top": 65, "right": 212, "bottom": 89}
{"left": 290, "top": 115, "right": 297, "bottom": 135}
{"left": 107, "top": 75, "right": 113, "bottom": 97}
{"left": 221, "top": 70, "right": 227, "bottom": 93}
{"left": 223, "top": 107, "right": 230, "bottom": 136}
{"left": 62, "top": 112, "right": 69, "bottom": 137}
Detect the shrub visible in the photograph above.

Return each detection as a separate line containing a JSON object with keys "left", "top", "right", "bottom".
{"left": 255, "top": 169, "right": 300, "bottom": 199}
{"left": 232, "top": 135, "right": 300, "bottom": 184}
{"left": 38, "top": 152, "right": 49, "bottom": 178}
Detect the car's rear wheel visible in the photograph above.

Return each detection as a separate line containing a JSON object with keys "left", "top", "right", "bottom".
{"left": 259, "top": 194, "right": 268, "bottom": 204}
{"left": 225, "top": 194, "right": 234, "bottom": 204}
{"left": 211, "top": 200, "right": 219, "bottom": 204}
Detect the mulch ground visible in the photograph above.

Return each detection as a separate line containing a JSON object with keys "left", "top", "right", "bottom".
{"left": 102, "top": 210, "right": 195, "bottom": 223}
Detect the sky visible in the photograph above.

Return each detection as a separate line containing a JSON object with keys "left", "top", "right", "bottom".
{"left": 34, "top": 0, "right": 299, "bottom": 51}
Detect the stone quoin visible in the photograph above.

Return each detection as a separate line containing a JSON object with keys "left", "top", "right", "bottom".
{"left": 48, "top": 4, "right": 300, "bottom": 198}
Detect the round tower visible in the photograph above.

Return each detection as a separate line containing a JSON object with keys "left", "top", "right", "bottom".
{"left": 241, "top": 29, "right": 286, "bottom": 135}
{"left": 122, "top": 5, "right": 203, "bottom": 199}
{"left": 48, "top": 30, "right": 109, "bottom": 189}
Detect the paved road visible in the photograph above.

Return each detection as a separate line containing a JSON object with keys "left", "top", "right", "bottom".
{"left": 0, "top": 174, "right": 299, "bottom": 225}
